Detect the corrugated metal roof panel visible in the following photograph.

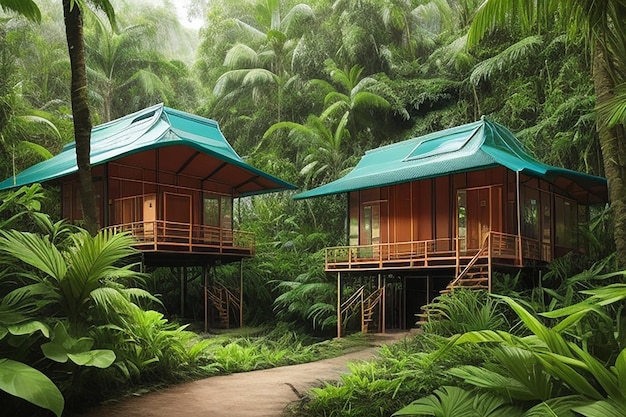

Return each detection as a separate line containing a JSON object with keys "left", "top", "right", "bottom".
{"left": 295, "top": 117, "right": 607, "bottom": 204}
{"left": 0, "top": 104, "right": 296, "bottom": 196}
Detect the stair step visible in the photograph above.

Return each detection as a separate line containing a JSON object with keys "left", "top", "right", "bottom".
{"left": 459, "top": 284, "right": 489, "bottom": 289}
{"left": 458, "top": 277, "right": 488, "bottom": 284}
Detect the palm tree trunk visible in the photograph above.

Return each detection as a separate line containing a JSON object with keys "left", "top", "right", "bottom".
{"left": 594, "top": 41, "right": 626, "bottom": 267}
{"left": 63, "top": 0, "right": 99, "bottom": 235}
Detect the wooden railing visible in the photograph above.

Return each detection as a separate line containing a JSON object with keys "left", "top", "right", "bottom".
{"left": 326, "top": 232, "right": 540, "bottom": 271}
{"left": 105, "top": 220, "right": 255, "bottom": 254}
{"left": 449, "top": 234, "right": 490, "bottom": 289}
{"left": 326, "top": 238, "right": 455, "bottom": 268}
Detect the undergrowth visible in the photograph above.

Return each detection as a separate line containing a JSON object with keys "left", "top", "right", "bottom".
{"left": 288, "top": 333, "right": 489, "bottom": 417}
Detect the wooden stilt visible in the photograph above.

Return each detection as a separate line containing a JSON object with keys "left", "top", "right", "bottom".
{"left": 180, "top": 267, "right": 185, "bottom": 317}
{"left": 239, "top": 260, "right": 244, "bottom": 328}
{"left": 337, "top": 272, "right": 341, "bottom": 338}
{"left": 382, "top": 274, "right": 386, "bottom": 334}
{"left": 203, "top": 265, "right": 208, "bottom": 333}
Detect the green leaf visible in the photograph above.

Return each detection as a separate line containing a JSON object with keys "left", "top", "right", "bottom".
{"left": 393, "top": 386, "right": 476, "bottom": 416}
{"left": 524, "top": 396, "right": 587, "bottom": 417}
{"left": 615, "top": 349, "right": 626, "bottom": 394}
{"left": 573, "top": 399, "right": 626, "bottom": 417}
{"left": 448, "top": 365, "right": 538, "bottom": 401}
{"left": 8, "top": 320, "right": 50, "bottom": 338}
{"left": 571, "top": 345, "right": 625, "bottom": 403}
{"left": 41, "top": 322, "right": 115, "bottom": 368}
{"left": 67, "top": 350, "right": 116, "bottom": 368}
{"left": 0, "top": 358, "right": 64, "bottom": 417}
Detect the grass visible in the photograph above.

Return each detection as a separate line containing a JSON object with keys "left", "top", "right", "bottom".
{"left": 87, "top": 324, "right": 372, "bottom": 412}
{"left": 198, "top": 326, "right": 370, "bottom": 374}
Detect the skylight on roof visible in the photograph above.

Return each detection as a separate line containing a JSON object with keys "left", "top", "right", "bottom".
{"left": 404, "top": 126, "right": 479, "bottom": 161}
{"left": 131, "top": 110, "right": 157, "bottom": 124}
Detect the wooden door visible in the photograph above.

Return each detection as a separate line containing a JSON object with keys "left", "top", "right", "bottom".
{"left": 458, "top": 187, "right": 500, "bottom": 251}
{"left": 164, "top": 192, "right": 192, "bottom": 239}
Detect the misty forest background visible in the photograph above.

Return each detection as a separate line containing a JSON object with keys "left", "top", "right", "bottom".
{"left": 0, "top": 0, "right": 609, "bottom": 329}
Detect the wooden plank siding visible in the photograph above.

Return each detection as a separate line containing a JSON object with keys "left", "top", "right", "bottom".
{"left": 61, "top": 158, "right": 252, "bottom": 262}
{"left": 329, "top": 166, "right": 587, "bottom": 272}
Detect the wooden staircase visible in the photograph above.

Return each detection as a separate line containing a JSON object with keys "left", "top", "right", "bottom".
{"left": 415, "top": 301, "right": 443, "bottom": 326}
{"left": 340, "top": 286, "right": 385, "bottom": 334}
{"left": 416, "top": 236, "right": 491, "bottom": 327}
{"left": 362, "top": 288, "right": 384, "bottom": 333}
{"left": 206, "top": 284, "right": 240, "bottom": 328}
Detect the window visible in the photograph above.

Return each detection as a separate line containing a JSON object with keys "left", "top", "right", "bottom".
{"left": 203, "top": 194, "right": 233, "bottom": 229}
{"left": 522, "top": 188, "right": 539, "bottom": 240}
{"left": 555, "top": 196, "right": 577, "bottom": 247}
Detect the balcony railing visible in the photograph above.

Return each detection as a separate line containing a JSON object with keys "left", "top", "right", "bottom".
{"left": 105, "top": 220, "right": 255, "bottom": 255}
{"left": 325, "top": 232, "right": 538, "bottom": 271}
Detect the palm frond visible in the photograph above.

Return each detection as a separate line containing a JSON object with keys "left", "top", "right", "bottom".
{"left": 224, "top": 43, "right": 260, "bottom": 69}
{"left": 470, "top": 35, "right": 543, "bottom": 85}
{"left": 0, "top": 230, "right": 66, "bottom": 282}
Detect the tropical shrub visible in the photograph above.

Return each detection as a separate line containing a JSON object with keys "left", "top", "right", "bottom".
{"left": 0, "top": 193, "right": 200, "bottom": 413}
{"left": 294, "top": 333, "right": 489, "bottom": 417}
{"left": 200, "top": 326, "right": 367, "bottom": 375}
{"left": 273, "top": 252, "right": 338, "bottom": 334}
{"left": 394, "top": 284, "right": 626, "bottom": 417}
{"left": 421, "top": 289, "right": 510, "bottom": 336}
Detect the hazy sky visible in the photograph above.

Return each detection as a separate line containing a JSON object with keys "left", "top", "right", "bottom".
{"left": 174, "top": 1, "right": 203, "bottom": 29}
{"left": 141, "top": 0, "right": 203, "bottom": 29}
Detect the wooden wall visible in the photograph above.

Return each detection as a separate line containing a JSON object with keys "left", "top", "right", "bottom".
{"left": 347, "top": 166, "right": 588, "bottom": 259}
{"left": 349, "top": 167, "right": 511, "bottom": 246}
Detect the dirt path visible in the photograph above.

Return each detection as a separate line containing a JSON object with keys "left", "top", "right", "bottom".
{"left": 77, "top": 333, "right": 407, "bottom": 417}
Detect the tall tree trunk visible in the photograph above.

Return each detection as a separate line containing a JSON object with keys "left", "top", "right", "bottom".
{"left": 63, "top": 0, "right": 99, "bottom": 235}
{"left": 594, "top": 42, "right": 626, "bottom": 267}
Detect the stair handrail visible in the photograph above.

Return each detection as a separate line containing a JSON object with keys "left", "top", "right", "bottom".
{"left": 448, "top": 233, "right": 490, "bottom": 289}
{"left": 205, "top": 286, "right": 224, "bottom": 305}
{"left": 364, "top": 287, "right": 384, "bottom": 312}
{"left": 340, "top": 285, "right": 365, "bottom": 316}
{"left": 217, "top": 283, "right": 240, "bottom": 310}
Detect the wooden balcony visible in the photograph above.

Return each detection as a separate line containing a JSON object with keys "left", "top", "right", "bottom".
{"left": 325, "top": 232, "right": 541, "bottom": 272}
{"left": 106, "top": 220, "right": 255, "bottom": 257}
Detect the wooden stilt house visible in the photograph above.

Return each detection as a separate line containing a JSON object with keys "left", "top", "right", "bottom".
{"left": 0, "top": 103, "right": 296, "bottom": 329}
{"left": 295, "top": 117, "right": 607, "bottom": 336}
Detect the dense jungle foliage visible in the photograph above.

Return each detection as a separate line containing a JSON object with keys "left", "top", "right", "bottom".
{"left": 0, "top": 0, "right": 625, "bottom": 416}
{"left": 0, "top": 0, "right": 610, "bottom": 328}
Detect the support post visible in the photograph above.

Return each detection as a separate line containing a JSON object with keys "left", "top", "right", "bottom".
{"left": 337, "top": 272, "right": 341, "bottom": 338}
{"left": 203, "top": 265, "right": 208, "bottom": 333}
{"left": 180, "top": 267, "right": 186, "bottom": 317}
{"left": 239, "top": 260, "right": 244, "bottom": 328}
{"left": 382, "top": 274, "right": 386, "bottom": 334}
{"left": 402, "top": 276, "right": 406, "bottom": 330}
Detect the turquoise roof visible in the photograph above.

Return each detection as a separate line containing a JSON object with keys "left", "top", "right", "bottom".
{"left": 295, "top": 117, "right": 607, "bottom": 204}
{"left": 0, "top": 104, "right": 296, "bottom": 196}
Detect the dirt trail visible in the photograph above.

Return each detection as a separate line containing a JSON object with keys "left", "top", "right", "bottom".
{"left": 77, "top": 333, "right": 408, "bottom": 417}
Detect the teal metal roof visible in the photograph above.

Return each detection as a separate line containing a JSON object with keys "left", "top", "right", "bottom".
{"left": 0, "top": 104, "right": 296, "bottom": 196}
{"left": 295, "top": 117, "right": 607, "bottom": 204}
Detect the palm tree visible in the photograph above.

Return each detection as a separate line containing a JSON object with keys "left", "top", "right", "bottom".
{"left": 0, "top": 21, "right": 60, "bottom": 181}
{"left": 214, "top": 0, "right": 313, "bottom": 121}
{"left": 0, "top": 95, "right": 59, "bottom": 182}
{"left": 62, "top": 0, "right": 115, "bottom": 236}
{"left": 1, "top": 0, "right": 115, "bottom": 235}
{"left": 264, "top": 113, "right": 355, "bottom": 186}
{"left": 315, "top": 59, "right": 393, "bottom": 139}
{"left": 85, "top": 15, "right": 168, "bottom": 122}
{"left": 467, "top": 0, "right": 626, "bottom": 267}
